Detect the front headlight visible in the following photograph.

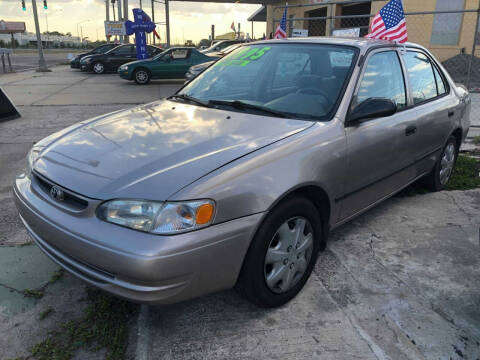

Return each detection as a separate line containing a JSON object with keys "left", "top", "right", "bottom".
{"left": 96, "top": 199, "right": 215, "bottom": 234}
{"left": 119, "top": 65, "right": 128, "bottom": 71}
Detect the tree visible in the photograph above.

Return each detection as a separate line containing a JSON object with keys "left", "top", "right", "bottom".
{"left": 198, "top": 38, "right": 210, "bottom": 47}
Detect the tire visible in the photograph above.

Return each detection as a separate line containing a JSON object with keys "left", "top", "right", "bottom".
{"left": 237, "top": 196, "right": 324, "bottom": 308}
{"left": 424, "top": 135, "right": 458, "bottom": 191}
{"left": 134, "top": 68, "right": 151, "bottom": 85}
{"left": 92, "top": 62, "right": 105, "bottom": 74}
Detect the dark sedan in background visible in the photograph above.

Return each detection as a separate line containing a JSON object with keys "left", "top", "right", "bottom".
{"left": 81, "top": 44, "right": 163, "bottom": 74}
{"left": 70, "top": 44, "right": 118, "bottom": 69}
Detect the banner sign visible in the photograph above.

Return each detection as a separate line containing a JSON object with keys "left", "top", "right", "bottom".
{"left": 104, "top": 21, "right": 126, "bottom": 36}
{"left": 332, "top": 28, "right": 361, "bottom": 38}
{"left": 292, "top": 29, "right": 308, "bottom": 37}
{"left": 0, "top": 20, "right": 26, "bottom": 34}
{"left": 125, "top": 8, "right": 156, "bottom": 60}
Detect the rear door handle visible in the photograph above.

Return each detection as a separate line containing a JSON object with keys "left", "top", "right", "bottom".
{"left": 405, "top": 125, "right": 417, "bottom": 136}
{"left": 448, "top": 109, "right": 455, "bottom": 117}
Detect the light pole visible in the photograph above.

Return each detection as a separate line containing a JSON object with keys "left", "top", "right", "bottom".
{"left": 31, "top": 0, "right": 49, "bottom": 71}
{"left": 76, "top": 20, "right": 89, "bottom": 48}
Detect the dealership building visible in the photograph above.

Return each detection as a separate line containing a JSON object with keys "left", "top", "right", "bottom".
{"left": 259, "top": 0, "right": 480, "bottom": 61}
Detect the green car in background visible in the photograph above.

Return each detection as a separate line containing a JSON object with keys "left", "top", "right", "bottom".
{"left": 118, "top": 47, "right": 219, "bottom": 85}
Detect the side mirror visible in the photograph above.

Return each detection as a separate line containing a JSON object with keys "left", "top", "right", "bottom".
{"left": 347, "top": 98, "right": 397, "bottom": 124}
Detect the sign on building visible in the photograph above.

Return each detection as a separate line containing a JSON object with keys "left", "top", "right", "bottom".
{"left": 0, "top": 21, "right": 26, "bottom": 34}
{"left": 332, "top": 28, "right": 361, "bottom": 38}
{"left": 292, "top": 29, "right": 309, "bottom": 37}
{"left": 104, "top": 21, "right": 126, "bottom": 36}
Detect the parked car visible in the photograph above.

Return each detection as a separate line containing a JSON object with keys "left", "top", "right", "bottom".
{"left": 70, "top": 44, "right": 118, "bottom": 69}
{"left": 80, "top": 44, "right": 164, "bottom": 74}
{"left": 185, "top": 43, "right": 243, "bottom": 82}
{"left": 118, "top": 47, "right": 219, "bottom": 84}
{"left": 14, "top": 38, "right": 470, "bottom": 308}
{"left": 201, "top": 39, "right": 245, "bottom": 54}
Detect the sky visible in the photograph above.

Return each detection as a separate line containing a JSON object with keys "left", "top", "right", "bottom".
{"left": 1, "top": 0, "right": 267, "bottom": 43}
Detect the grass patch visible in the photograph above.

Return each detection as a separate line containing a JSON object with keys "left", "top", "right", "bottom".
{"left": 397, "top": 155, "right": 480, "bottom": 196}
{"left": 49, "top": 269, "right": 64, "bottom": 284}
{"left": 472, "top": 136, "right": 480, "bottom": 145}
{"left": 38, "top": 307, "right": 54, "bottom": 320}
{"left": 30, "top": 288, "right": 137, "bottom": 360}
{"left": 445, "top": 155, "right": 480, "bottom": 190}
{"left": 23, "top": 289, "right": 44, "bottom": 299}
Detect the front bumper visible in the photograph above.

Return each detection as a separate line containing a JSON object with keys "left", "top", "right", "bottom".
{"left": 118, "top": 69, "right": 131, "bottom": 80}
{"left": 13, "top": 174, "right": 262, "bottom": 304}
{"left": 80, "top": 63, "right": 93, "bottom": 72}
{"left": 70, "top": 60, "right": 80, "bottom": 69}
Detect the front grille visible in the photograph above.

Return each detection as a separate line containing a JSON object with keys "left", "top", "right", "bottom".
{"left": 33, "top": 172, "right": 89, "bottom": 211}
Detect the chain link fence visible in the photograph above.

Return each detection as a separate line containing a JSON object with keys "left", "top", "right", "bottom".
{"left": 273, "top": 0, "right": 480, "bottom": 91}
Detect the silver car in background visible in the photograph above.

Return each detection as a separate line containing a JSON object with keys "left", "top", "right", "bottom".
{"left": 14, "top": 38, "right": 470, "bottom": 307}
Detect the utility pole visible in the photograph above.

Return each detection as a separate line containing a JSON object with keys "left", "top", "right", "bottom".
{"left": 238, "top": 22, "right": 240, "bottom": 39}
{"left": 151, "top": 0, "right": 155, "bottom": 44}
{"left": 31, "top": 0, "right": 49, "bottom": 72}
{"left": 165, "top": 0, "right": 170, "bottom": 47}
{"left": 117, "top": 0, "right": 123, "bottom": 43}
{"left": 123, "top": 0, "right": 129, "bottom": 43}
{"left": 106, "top": 0, "right": 110, "bottom": 42}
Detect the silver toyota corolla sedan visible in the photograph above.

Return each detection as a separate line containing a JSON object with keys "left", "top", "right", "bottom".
{"left": 14, "top": 38, "right": 470, "bottom": 307}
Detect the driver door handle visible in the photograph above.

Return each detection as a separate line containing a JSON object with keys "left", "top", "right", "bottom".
{"left": 405, "top": 125, "right": 417, "bottom": 136}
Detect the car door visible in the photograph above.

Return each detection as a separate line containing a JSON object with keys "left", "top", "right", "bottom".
{"left": 340, "top": 49, "right": 419, "bottom": 221}
{"left": 168, "top": 49, "right": 193, "bottom": 78}
{"left": 401, "top": 50, "right": 456, "bottom": 176}
{"left": 109, "top": 45, "right": 135, "bottom": 70}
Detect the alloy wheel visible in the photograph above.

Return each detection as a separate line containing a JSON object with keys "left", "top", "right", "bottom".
{"left": 264, "top": 217, "right": 314, "bottom": 294}
{"left": 135, "top": 70, "right": 149, "bottom": 84}
{"left": 439, "top": 143, "right": 455, "bottom": 185}
{"left": 93, "top": 63, "right": 104, "bottom": 74}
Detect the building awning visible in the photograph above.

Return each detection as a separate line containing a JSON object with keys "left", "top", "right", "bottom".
{"left": 248, "top": 6, "right": 266, "bottom": 22}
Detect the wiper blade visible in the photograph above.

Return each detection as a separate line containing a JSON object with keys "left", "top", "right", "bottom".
{"left": 167, "top": 94, "right": 211, "bottom": 108}
{"left": 208, "top": 99, "right": 289, "bottom": 118}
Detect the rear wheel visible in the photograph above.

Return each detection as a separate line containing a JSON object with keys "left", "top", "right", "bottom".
{"left": 92, "top": 62, "right": 105, "bottom": 74}
{"left": 237, "top": 196, "right": 324, "bottom": 308}
{"left": 134, "top": 68, "right": 151, "bottom": 85}
{"left": 424, "top": 135, "right": 458, "bottom": 191}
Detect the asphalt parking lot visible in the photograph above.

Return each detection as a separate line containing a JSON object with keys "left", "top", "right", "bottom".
{"left": 0, "top": 66, "right": 479, "bottom": 360}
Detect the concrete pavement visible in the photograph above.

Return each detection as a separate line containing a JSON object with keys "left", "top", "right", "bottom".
{"left": 0, "top": 65, "right": 479, "bottom": 360}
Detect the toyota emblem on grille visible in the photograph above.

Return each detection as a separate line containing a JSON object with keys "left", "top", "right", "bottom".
{"left": 50, "top": 186, "right": 64, "bottom": 201}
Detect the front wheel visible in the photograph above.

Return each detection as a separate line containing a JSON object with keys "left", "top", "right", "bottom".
{"left": 92, "top": 62, "right": 105, "bottom": 74}
{"left": 424, "top": 135, "right": 458, "bottom": 191}
{"left": 237, "top": 196, "right": 324, "bottom": 308}
{"left": 134, "top": 68, "right": 151, "bottom": 85}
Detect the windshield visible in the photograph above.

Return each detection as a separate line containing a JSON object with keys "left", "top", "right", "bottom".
{"left": 178, "top": 43, "right": 358, "bottom": 120}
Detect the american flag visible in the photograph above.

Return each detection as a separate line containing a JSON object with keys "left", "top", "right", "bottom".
{"left": 274, "top": 5, "right": 287, "bottom": 39}
{"left": 365, "top": 0, "right": 408, "bottom": 43}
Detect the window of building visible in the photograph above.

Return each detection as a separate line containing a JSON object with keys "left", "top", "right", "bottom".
{"left": 404, "top": 52, "right": 438, "bottom": 104}
{"left": 430, "top": 0, "right": 465, "bottom": 46}
{"left": 355, "top": 51, "right": 406, "bottom": 109}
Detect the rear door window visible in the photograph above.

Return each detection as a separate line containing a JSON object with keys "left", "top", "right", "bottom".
{"left": 433, "top": 65, "right": 447, "bottom": 95}
{"left": 404, "top": 51, "right": 438, "bottom": 104}
{"left": 356, "top": 51, "right": 407, "bottom": 109}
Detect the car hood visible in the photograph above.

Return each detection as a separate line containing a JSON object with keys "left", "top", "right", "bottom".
{"left": 190, "top": 61, "right": 214, "bottom": 71}
{"left": 123, "top": 59, "right": 151, "bottom": 67}
{"left": 33, "top": 100, "right": 313, "bottom": 200}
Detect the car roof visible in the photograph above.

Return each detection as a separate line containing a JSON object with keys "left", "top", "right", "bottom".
{"left": 253, "top": 37, "right": 426, "bottom": 51}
